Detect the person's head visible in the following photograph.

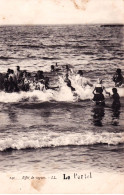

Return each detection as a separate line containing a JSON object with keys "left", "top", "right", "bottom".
{"left": 66, "top": 65, "right": 69, "bottom": 70}
{"left": 40, "top": 71, "right": 43, "bottom": 75}
{"left": 112, "top": 88, "right": 117, "bottom": 94}
{"left": 11, "top": 69, "right": 14, "bottom": 74}
{"left": 112, "top": 88, "right": 117, "bottom": 93}
{"left": 37, "top": 70, "right": 43, "bottom": 75}
{"left": 99, "top": 79, "right": 103, "bottom": 84}
{"left": 97, "top": 78, "right": 103, "bottom": 84}
{"left": 7, "top": 68, "right": 11, "bottom": 74}
{"left": 51, "top": 65, "right": 55, "bottom": 71}
{"left": 116, "top": 68, "right": 121, "bottom": 74}
{"left": 78, "top": 70, "right": 83, "bottom": 76}
{"left": 17, "top": 66, "right": 20, "bottom": 71}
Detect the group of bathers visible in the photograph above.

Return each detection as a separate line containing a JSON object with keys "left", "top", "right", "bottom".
{"left": 0, "top": 64, "right": 123, "bottom": 107}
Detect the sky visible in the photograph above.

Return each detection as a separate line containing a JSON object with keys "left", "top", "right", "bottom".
{"left": 0, "top": 0, "right": 124, "bottom": 24}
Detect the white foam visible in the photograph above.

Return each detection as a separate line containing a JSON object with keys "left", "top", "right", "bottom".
{"left": 0, "top": 131, "right": 123, "bottom": 151}
{"left": 0, "top": 76, "right": 123, "bottom": 103}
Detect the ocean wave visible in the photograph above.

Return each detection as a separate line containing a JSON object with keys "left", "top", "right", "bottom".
{"left": 8, "top": 44, "right": 45, "bottom": 49}
{"left": 0, "top": 131, "right": 123, "bottom": 152}
{"left": 0, "top": 56, "right": 27, "bottom": 60}
{"left": 0, "top": 56, "right": 16, "bottom": 60}
{"left": 0, "top": 85, "right": 123, "bottom": 103}
{"left": 0, "top": 87, "right": 77, "bottom": 103}
{"left": 42, "top": 57, "right": 60, "bottom": 60}
{"left": 46, "top": 44, "right": 88, "bottom": 49}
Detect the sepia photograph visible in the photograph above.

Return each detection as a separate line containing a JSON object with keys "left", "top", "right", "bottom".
{"left": 0, "top": 0, "right": 124, "bottom": 193}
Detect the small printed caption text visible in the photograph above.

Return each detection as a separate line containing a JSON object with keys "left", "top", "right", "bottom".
{"left": 9, "top": 172, "right": 92, "bottom": 181}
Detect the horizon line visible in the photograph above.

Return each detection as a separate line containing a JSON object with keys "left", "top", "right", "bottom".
{"left": 0, "top": 23, "right": 124, "bottom": 26}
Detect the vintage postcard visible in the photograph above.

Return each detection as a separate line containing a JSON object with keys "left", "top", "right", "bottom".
{"left": 0, "top": 0, "right": 124, "bottom": 194}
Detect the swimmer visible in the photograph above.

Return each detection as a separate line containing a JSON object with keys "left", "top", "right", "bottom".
{"left": 35, "top": 81, "right": 40, "bottom": 90}
{"left": 44, "top": 77, "right": 50, "bottom": 89}
{"left": 65, "top": 65, "right": 73, "bottom": 75}
{"left": 110, "top": 88, "right": 121, "bottom": 108}
{"left": 113, "top": 68, "right": 123, "bottom": 87}
{"left": 21, "top": 71, "right": 30, "bottom": 91}
{"left": 15, "top": 66, "right": 22, "bottom": 82}
{"left": 36, "top": 71, "right": 45, "bottom": 83}
{"left": 51, "top": 65, "right": 60, "bottom": 72}
{"left": 16, "top": 66, "right": 20, "bottom": 75}
{"left": 39, "top": 80, "right": 45, "bottom": 91}
{"left": 93, "top": 79, "right": 109, "bottom": 106}
{"left": 93, "top": 79, "right": 109, "bottom": 95}
{"left": 76, "top": 70, "right": 93, "bottom": 87}
{"left": 4, "top": 73, "right": 9, "bottom": 92}
{"left": 7, "top": 68, "right": 11, "bottom": 75}
{"left": 65, "top": 73, "right": 75, "bottom": 91}
{"left": 34, "top": 79, "right": 45, "bottom": 91}
{"left": 8, "top": 69, "right": 19, "bottom": 92}
{"left": 93, "top": 89, "right": 105, "bottom": 106}
{"left": 29, "top": 80, "right": 36, "bottom": 91}
{"left": 44, "top": 77, "right": 59, "bottom": 90}
{"left": 17, "top": 66, "right": 20, "bottom": 71}
{"left": 0, "top": 73, "right": 4, "bottom": 90}
{"left": 51, "top": 65, "right": 55, "bottom": 72}
{"left": 8, "top": 69, "right": 16, "bottom": 81}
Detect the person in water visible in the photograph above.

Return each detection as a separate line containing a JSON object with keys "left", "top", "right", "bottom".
{"left": 44, "top": 77, "right": 59, "bottom": 90}
{"left": 4, "top": 73, "right": 9, "bottom": 92}
{"left": 93, "top": 88, "right": 105, "bottom": 105}
{"left": 65, "top": 73, "right": 75, "bottom": 91}
{"left": 93, "top": 79, "right": 110, "bottom": 94}
{"left": 113, "top": 68, "right": 123, "bottom": 87}
{"left": 51, "top": 65, "right": 55, "bottom": 72}
{"left": 51, "top": 65, "right": 60, "bottom": 72}
{"left": 8, "top": 69, "right": 19, "bottom": 92}
{"left": 111, "top": 88, "right": 121, "bottom": 108}
{"left": 0, "top": 72, "right": 4, "bottom": 90}
{"left": 36, "top": 70, "right": 45, "bottom": 81}
{"left": 110, "top": 88, "right": 121, "bottom": 126}
{"left": 65, "top": 65, "right": 74, "bottom": 76}
{"left": 15, "top": 66, "right": 20, "bottom": 77}
{"left": 15, "top": 66, "right": 23, "bottom": 85}
{"left": 22, "top": 71, "right": 30, "bottom": 91}
{"left": 92, "top": 79, "right": 107, "bottom": 105}
{"left": 76, "top": 70, "right": 93, "bottom": 87}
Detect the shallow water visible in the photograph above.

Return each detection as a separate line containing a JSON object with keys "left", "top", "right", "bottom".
{"left": 0, "top": 24, "right": 124, "bottom": 175}
{"left": 0, "top": 99, "right": 124, "bottom": 174}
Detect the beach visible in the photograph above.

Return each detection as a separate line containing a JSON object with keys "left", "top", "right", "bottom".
{"left": 0, "top": 24, "right": 124, "bottom": 193}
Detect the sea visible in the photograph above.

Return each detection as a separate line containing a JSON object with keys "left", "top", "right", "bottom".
{"left": 0, "top": 24, "right": 124, "bottom": 176}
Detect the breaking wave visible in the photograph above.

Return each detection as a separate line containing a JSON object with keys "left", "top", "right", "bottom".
{"left": 0, "top": 131, "right": 123, "bottom": 151}
{"left": 0, "top": 85, "right": 123, "bottom": 103}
